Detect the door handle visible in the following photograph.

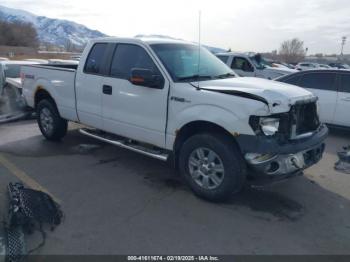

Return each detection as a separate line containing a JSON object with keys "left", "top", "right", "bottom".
{"left": 341, "top": 97, "right": 350, "bottom": 102}
{"left": 103, "top": 85, "right": 112, "bottom": 95}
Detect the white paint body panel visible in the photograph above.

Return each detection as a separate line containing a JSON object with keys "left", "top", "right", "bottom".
{"left": 306, "top": 88, "right": 337, "bottom": 125}
{"left": 21, "top": 65, "right": 78, "bottom": 122}
{"left": 333, "top": 91, "right": 350, "bottom": 126}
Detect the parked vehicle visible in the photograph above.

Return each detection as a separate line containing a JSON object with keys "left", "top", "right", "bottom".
{"left": 295, "top": 62, "right": 319, "bottom": 71}
{"left": 216, "top": 52, "right": 297, "bottom": 79}
{"left": 0, "top": 61, "right": 40, "bottom": 95}
{"left": 276, "top": 69, "right": 350, "bottom": 128}
{"left": 70, "top": 55, "right": 81, "bottom": 61}
{"left": 48, "top": 59, "right": 79, "bottom": 65}
{"left": 25, "top": 59, "right": 49, "bottom": 64}
{"left": 274, "top": 62, "right": 296, "bottom": 70}
{"left": 318, "top": 64, "right": 332, "bottom": 69}
{"left": 22, "top": 37, "right": 327, "bottom": 201}
{"left": 328, "top": 63, "right": 350, "bottom": 70}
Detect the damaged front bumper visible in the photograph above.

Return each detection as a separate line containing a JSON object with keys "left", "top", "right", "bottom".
{"left": 237, "top": 124, "right": 328, "bottom": 180}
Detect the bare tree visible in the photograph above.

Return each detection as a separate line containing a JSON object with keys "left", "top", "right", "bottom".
{"left": 0, "top": 21, "right": 38, "bottom": 47}
{"left": 279, "top": 38, "right": 306, "bottom": 64}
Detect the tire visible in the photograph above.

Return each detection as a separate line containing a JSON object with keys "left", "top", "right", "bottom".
{"left": 36, "top": 99, "right": 68, "bottom": 141}
{"left": 179, "top": 133, "right": 246, "bottom": 202}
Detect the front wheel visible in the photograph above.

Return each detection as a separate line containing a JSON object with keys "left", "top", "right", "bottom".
{"left": 179, "top": 133, "right": 246, "bottom": 202}
{"left": 37, "top": 99, "right": 68, "bottom": 141}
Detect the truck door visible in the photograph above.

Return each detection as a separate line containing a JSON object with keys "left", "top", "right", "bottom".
{"left": 333, "top": 73, "right": 350, "bottom": 127}
{"left": 230, "top": 56, "right": 255, "bottom": 77}
{"left": 75, "top": 43, "right": 110, "bottom": 128}
{"left": 101, "top": 43, "right": 169, "bottom": 148}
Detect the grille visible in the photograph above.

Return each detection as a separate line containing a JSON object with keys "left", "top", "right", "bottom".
{"left": 291, "top": 101, "right": 320, "bottom": 138}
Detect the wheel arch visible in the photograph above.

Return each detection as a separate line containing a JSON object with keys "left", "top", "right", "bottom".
{"left": 172, "top": 120, "right": 241, "bottom": 169}
{"left": 34, "top": 87, "right": 55, "bottom": 109}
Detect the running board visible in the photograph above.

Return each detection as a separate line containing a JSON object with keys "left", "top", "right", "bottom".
{"left": 79, "top": 128, "right": 169, "bottom": 161}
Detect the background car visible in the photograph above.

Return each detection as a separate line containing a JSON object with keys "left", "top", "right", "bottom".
{"left": 328, "top": 63, "right": 350, "bottom": 70}
{"left": 276, "top": 69, "right": 350, "bottom": 128}
{"left": 295, "top": 62, "right": 319, "bottom": 71}
{"left": 318, "top": 64, "right": 332, "bottom": 69}
{"left": 216, "top": 52, "right": 296, "bottom": 79}
{"left": 0, "top": 60, "right": 40, "bottom": 95}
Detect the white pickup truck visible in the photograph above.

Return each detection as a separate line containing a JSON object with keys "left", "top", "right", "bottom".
{"left": 216, "top": 52, "right": 297, "bottom": 79}
{"left": 21, "top": 37, "right": 328, "bottom": 201}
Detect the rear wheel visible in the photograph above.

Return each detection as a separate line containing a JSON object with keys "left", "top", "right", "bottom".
{"left": 179, "top": 133, "right": 246, "bottom": 202}
{"left": 37, "top": 99, "right": 67, "bottom": 141}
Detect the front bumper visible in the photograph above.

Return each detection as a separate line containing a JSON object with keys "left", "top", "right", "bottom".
{"left": 236, "top": 124, "right": 328, "bottom": 154}
{"left": 246, "top": 143, "right": 325, "bottom": 178}
{"left": 236, "top": 124, "right": 328, "bottom": 179}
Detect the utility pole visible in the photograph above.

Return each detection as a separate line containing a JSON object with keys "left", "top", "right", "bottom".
{"left": 341, "top": 36, "right": 347, "bottom": 58}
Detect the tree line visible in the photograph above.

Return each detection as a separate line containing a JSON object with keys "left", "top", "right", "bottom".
{"left": 0, "top": 20, "right": 38, "bottom": 47}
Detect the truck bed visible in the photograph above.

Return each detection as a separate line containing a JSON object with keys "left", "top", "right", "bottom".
{"left": 21, "top": 64, "right": 79, "bottom": 122}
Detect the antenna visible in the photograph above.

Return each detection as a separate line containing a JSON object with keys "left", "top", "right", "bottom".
{"left": 197, "top": 10, "right": 201, "bottom": 89}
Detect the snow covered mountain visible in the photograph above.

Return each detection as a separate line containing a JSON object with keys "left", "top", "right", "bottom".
{"left": 0, "top": 5, "right": 107, "bottom": 47}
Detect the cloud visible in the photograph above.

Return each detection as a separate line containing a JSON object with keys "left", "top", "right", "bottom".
{"left": 1, "top": 0, "right": 349, "bottom": 54}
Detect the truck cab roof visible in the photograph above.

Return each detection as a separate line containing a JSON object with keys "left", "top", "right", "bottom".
{"left": 90, "top": 36, "right": 196, "bottom": 46}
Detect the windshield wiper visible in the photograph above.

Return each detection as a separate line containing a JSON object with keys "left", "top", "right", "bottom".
{"left": 214, "top": 73, "right": 236, "bottom": 79}
{"left": 177, "top": 75, "right": 213, "bottom": 81}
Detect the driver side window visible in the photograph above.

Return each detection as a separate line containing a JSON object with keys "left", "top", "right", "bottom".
{"left": 110, "top": 44, "right": 160, "bottom": 79}
{"left": 231, "top": 57, "right": 254, "bottom": 72}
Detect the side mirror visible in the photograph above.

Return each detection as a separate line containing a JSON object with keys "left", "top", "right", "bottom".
{"left": 130, "top": 68, "right": 164, "bottom": 89}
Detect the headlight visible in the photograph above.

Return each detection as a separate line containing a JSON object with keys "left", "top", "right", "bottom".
{"left": 260, "top": 117, "right": 280, "bottom": 136}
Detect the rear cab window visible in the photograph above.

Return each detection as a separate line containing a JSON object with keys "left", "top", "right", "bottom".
{"left": 84, "top": 43, "right": 108, "bottom": 74}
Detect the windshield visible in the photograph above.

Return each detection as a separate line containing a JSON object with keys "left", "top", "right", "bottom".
{"left": 151, "top": 43, "right": 235, "bottom": 82}
{"left": 4, "top": 64, "right": 21, "bottom": 78}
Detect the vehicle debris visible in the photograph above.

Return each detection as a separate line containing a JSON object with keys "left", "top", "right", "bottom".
{"left": 2, "top": 182, "right": 63, "bottom": 262}
{"left": 335, "top": 146, "right": 350, "bottom": 174}
{"left": 0, "top": 85, "right": 29, "bottom": 124}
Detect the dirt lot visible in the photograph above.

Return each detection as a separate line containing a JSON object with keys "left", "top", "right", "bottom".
{"left": 0, "top": 120, "right": 350, "bottom": 255}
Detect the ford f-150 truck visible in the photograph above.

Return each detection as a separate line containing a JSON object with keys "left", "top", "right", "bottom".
{"left": 21, "top": 37, "right": 328, "bottom": 201}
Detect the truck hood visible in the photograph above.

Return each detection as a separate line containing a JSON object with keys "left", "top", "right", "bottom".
{"left": 197, "top": 77, "right": 316, "bottom": 114}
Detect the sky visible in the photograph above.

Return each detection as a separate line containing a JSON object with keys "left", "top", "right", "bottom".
{"left": 1, "top": 0, "right": 349, "bottom": 54}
